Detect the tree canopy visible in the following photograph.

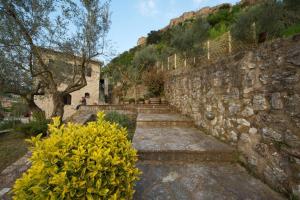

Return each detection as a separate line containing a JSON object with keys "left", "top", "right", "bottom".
{"left": 0, "top": 0, "right": 111, "bottom": 117}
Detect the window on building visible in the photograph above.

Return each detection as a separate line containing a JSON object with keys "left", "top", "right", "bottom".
{"left": 85, "top": 93, "right": 90, "bottom": 98}
{"left": 63, "top": 94, "right": 72, "bottom": 105}
{"left": 86, "top": 66, "right": 92, "bottom": 77}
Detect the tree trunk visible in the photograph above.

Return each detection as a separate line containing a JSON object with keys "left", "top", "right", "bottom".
{"left": 27, "top": 98, "right": 43, "bottom": 113}
{"left": 24, "top": 94, "right": 43, "bottom": 113}
{"left": 134, "top": 84, "right": 137, "bottom": 103}
{"left": 51, "top": 92, "right": 65, "bottom": 119}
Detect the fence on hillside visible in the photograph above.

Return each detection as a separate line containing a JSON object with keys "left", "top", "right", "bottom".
{"left": 155, "top": 31, "right": 258, "bottom": 71}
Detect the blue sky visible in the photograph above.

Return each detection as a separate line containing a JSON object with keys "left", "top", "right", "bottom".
{"left": 107, "top": 0, "right": 240, "bottom": 57}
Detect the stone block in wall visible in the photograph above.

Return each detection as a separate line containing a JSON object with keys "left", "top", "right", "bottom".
{"left": 262, "top": 127, "right": 283, "bottom": 142}
{"left": 271, "top": 93, "right": 283, "bottom": 110}
{"left": 230, "top": 130, "right": 238, "bottom": 142}
{"left": 228, "top": 103, "right": 241, "bottom": 115}
{"left": 253, "top": 94, "right": 269, "bottom": 111}
{"left": 287, "top": 45, "right": 300, "bottom": 66}
{"left": 241, "top": 107, "right": 254, "bottom": 117}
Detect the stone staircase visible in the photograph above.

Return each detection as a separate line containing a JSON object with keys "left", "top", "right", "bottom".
{"left": 132, "top": 104, "right": 285, "bottom": 200}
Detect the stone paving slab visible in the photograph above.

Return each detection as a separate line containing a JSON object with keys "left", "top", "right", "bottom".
{"left": 137, "top": 113, "right": 194, "bottom": 127}
{"left": 0, "top": 152, "right": 31, "bottom": 199}
{"left": 134, "top": 161, "right": 285, "bottom": 200}
{"left": 133, "top": 127, "right": 234, "bottom": 152}
{"left": 133, "top": 127, "right": 236, "bottom": 162}
{"left": 137, "top": 104, "right": 170, "bottom": 109}
{"left": 137, "top": 113, "right": 192, "bottom": 122}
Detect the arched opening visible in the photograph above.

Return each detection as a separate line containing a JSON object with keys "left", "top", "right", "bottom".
{"left": 86, "top": 66, "right": 92, "bottom": 77}
{"left": 85, "top": 93, "right": 90, "bottom": 98}
{"left": 63, "top": 94, "right": 72, "bottom": 105}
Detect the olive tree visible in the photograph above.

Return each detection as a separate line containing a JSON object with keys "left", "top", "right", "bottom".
{"left": 171, "top": 18, "right": 210, "bottom": 55}
{"left": 231, "top": 0, "right": 300, "bottom": 42}
{"left": 0, "top": 0, "right": 110, "bottom": 118}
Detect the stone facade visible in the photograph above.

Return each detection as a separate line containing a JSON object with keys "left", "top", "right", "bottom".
{"left": 165, "top": 36, "right": 300, "bottom": 197}
{"left": 34, "top": 49, "right": 102, "bottom": 120}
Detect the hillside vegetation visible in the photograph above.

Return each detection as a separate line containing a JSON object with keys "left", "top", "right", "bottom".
{"left": 104, "top": 0, "right": 300, "bottom": 98}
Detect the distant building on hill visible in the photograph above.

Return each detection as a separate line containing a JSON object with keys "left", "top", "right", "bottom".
{"left": 137, "top": 37, "right": 147, "bottom": 46}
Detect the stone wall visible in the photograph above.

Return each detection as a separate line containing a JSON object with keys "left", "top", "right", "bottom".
{"left": 165, "top": 36, "right": 300, "bottom": 197}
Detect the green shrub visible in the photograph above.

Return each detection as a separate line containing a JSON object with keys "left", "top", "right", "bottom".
{"left": 104, "top": 111, "right": 135, "bottom": 131}
{"left": 13, "top": 113, "right": 140, "bottom": 199}
{"left": 209, "top": 22, "right": 229, "bottom": 39}
{"left": 0, "top": 112, "right": 4, "bottom": 122}
{"left": 147, "top": 30, "right": 162, "bottom": 45}
{"left": 15, "top": 120, "right": 49, "bottom": 137}
{"left": 207, "top": 7, "right": 231, "bottom": 26}
{"left": 0, "top": 120, "right": 21, "bottom": 130}
{"left": 104, "top": 111, "right": 136, "bottom": 141}
{"left": 281, "top": 23, "right": 300, "bottom": 37}
{"left": 170, "top": 17, "right": 210, "bottom": 55}
{"left": 15, "top": 112, "right": 49, "bottom": 136}
{"left": 143, "top": 69, "right": 164, "bottom": 97}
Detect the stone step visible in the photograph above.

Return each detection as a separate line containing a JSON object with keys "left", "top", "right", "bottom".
{"left": 137, "top": 107, "right": 172, "bottom": 114}
{"left": 137, "top": 104, "right": 169, "bottom": 109}
{"left": 133, "top": 127, "right": 236, "bottom": 162}
{"left": 134, "top": 161, "right": 285, "bottom": 200}
{"left": 136, "top": 113, "right": 194, "bottom": 127}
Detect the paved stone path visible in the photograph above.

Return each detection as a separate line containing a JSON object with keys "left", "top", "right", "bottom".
{"left": 0, "top": 104, "right": 286, "bottom": 199}
{"left": 132, "top": 105, "right": 285, "bottom": 200}
{"left": 0, "top": 152, "right": 31, "bottom": 199}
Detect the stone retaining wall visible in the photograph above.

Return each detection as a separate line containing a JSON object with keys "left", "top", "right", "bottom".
{"left": 165, "top": 36, "right": 300, "bottom": 197}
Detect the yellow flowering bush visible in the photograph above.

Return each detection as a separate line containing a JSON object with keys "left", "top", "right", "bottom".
{"left": 13, "top": 112, "right": 140, "bottom": 200}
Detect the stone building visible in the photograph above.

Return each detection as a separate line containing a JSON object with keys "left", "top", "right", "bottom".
{"left": 34, "top": 48, "right": 102, "bottom": 119}
{"left": 137, "top": 37, "right": 147, "bottom": 46}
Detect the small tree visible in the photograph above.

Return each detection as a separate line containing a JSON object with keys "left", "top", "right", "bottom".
{"left": 142, "top": 68, "right": 164, "bottom": 98}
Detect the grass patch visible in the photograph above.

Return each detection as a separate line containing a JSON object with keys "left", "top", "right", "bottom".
{"left": 0, "top": 131, "right": 29, "bottom": 172}
{"left": 281, "top": 23, "right": 300, "bottom": 37}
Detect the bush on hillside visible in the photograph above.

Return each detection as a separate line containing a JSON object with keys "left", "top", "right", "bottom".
{"left": 171, "top": 17, "right": 210, "bottom": 55}
{"left": 207, "top": 7, "right": 231, "bottom": 26}
{"left": 147, "top": 30, "right": 162, "bottom": 45}
{"left": 13, "top": 113, "right": 140, "bottom": 199}
{"left": 231, "top": 0, "right": 300, "bottom": 42}
{"left": 133, "top": 45, "right": 158, "bottom": 69}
